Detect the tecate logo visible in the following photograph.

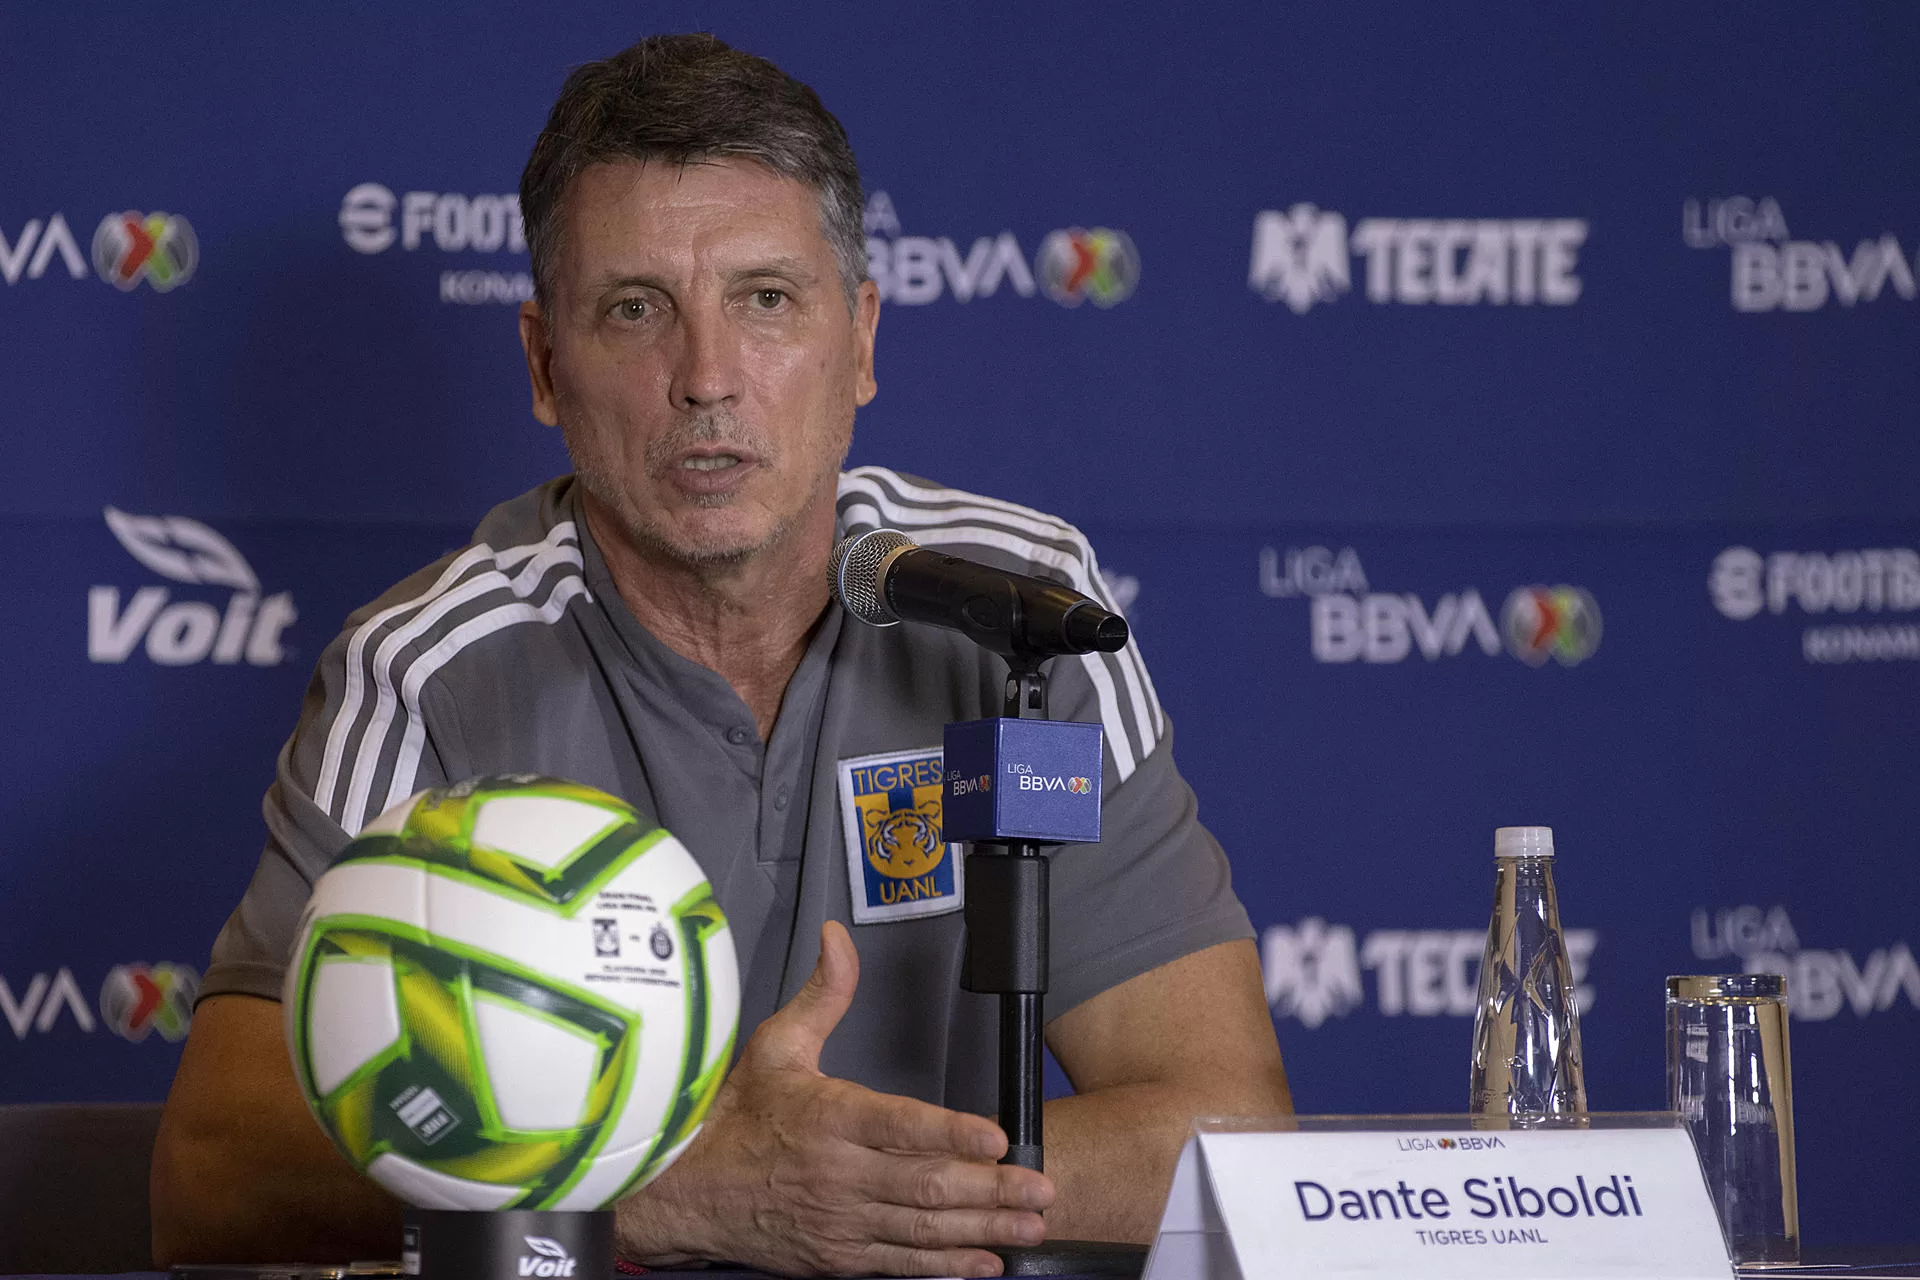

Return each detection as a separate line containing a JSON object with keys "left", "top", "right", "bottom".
{"left": 1250, "top": 204, "right": 1587, "bottom": 313}
{"left": 89, "top": 507, "right": 295, "bottom": 666}
{"left": 1261, "top": 917, "right": 1598, "bottom": 1028}
{"left": 518, "top": 1236, "right": 576, "bottom": 1277}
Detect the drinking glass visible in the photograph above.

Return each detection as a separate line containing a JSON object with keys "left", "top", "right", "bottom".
{"left": 1666, "top": 973, "right": 1798, "bottom": 1266}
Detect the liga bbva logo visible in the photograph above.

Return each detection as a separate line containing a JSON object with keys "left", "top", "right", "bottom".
{"left": 1692, "top": 905, "right": 1919, "bottom": 1022}
{"left": 1683, "top": 196, "right": 1917, "bottom": 313}
{"left": 1260, "top": 545, "right": 1602, "bottom": 667}
{"left": 1249, "top": 203, "right": 1587, "bottom": 313}
{"left": 89, "top": 507, "right": 295, "bottom": 667}
{"left": 2, "top": 211, "right": 197, "bottom": 291}
{"left": 1, "top": 962, "right": 201, "bottom": 1042}
{"left": 863, "top": 191, "right": 1139, "bottom": 308}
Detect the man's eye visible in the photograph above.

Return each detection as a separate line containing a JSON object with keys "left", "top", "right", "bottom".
{"left": 613, "top": 298, "right": 647, "bottom": 321}
{"left": 752, "top": 289, "right": 787, "bottom": 309}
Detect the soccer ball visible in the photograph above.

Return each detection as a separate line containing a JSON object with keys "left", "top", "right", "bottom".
{"left": 284, "top": 775, "right": 738, "bottom": 1211}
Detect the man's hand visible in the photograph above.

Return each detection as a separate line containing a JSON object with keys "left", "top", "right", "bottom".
{"left": 617, "top": 922, "right": 1053, "bottom": 1277}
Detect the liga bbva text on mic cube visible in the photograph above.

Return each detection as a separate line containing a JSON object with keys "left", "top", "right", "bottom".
{"left": 943, "top": 718, "right": 1102, "bottom": 845}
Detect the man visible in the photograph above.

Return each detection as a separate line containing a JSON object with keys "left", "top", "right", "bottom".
{"left": 151, "top": 34, "right": 1289, "bottom": 1278}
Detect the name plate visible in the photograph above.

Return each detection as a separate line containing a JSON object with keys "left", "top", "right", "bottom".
{"left": 1144, "top": 1117, "right": 1731, "bottom": 1280}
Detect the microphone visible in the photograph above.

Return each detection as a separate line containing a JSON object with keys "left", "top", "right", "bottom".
{"left": 831, "top": 528, "right": 1130, "bottom": 659}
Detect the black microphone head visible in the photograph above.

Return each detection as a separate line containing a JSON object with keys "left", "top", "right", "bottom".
{"left": 1062, "top": 600, "right": 1131, "bottom": 653}
{"left": 1089, "top": 612, "right": 1130, "bottom": 652}
{"left": 830, "top": 528, "right": 916, "bottom": 626}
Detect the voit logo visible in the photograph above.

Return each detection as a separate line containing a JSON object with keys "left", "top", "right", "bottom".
{"left": 1260, "top": 545, "right": 1602, "bottom": 666}
{"left": 1249, "top": 204, "right": 1587, "bottom": 313}
{"left": 90, "top": 507, "right": 296, "bottom": 667}
{"left": 338, "top": 182, "right": 531, "bottom": 305}
{"left": 518, "top": 1236, "right": 577, "bottom": 1278}
{"left": 1684, "top": 196, "right": 1917, "bottom": 313}
{"left": 3, "top": 211, "right": 198, "bottom": 291}
{"left": 864, "top": 191, "right": 1139, "bottom": 308}
{"left": 1261, "top": 917, "right": 1598, "bottom": 1028}
{"left": 1693, "top": 905, "right": 1919, "bottom": 1021}
{"left": 1710, "top": 545, "right": 1920, "bottom": 664}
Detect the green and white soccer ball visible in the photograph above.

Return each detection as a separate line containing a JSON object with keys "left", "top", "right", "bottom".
{"left": 284, "top": 775, "right": 738, "bottom": 1211}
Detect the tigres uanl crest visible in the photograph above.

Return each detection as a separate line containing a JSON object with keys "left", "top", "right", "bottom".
{"left": 838, "top": 748, "right": 963, "bottom": 924}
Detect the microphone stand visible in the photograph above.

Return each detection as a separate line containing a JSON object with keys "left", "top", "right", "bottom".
{"left": 959, "top": 654, "right": 1144, "bottom": 1277}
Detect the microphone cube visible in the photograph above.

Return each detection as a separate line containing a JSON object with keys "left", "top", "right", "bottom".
{"left": 943, "top": 718, "right": 1102, "bottom": 845}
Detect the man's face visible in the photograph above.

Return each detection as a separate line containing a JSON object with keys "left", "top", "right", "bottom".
{"left": 520, "top": 157, "right": 879, "bottom": 568}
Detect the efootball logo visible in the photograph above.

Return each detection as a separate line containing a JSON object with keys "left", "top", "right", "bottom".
{"left": 92, "top": 212, "right": 198, "bottom": 292}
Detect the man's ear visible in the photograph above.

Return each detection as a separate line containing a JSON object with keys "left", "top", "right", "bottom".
{"left": 519, "top": 300, "right": 560, "bottom": 426}
{"left": 852, "top": 279, "right": 880, "bottom": 408}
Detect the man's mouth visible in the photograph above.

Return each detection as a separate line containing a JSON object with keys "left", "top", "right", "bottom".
{"left": 668, "top": 447, "right": 761, "bottom": 496}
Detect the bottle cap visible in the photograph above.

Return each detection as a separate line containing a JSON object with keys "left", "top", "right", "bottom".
{"left": 1494, "top": 826, "right": 1555, "bottom": 859}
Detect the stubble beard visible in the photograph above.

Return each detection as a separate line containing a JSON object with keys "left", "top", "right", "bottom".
{"left": 561, "top": 405, "right": 843, "bottom": 573}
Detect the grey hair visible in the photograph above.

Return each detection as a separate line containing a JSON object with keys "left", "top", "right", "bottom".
{"left": 520, "top": 33, "right": 868, "bottom": 311}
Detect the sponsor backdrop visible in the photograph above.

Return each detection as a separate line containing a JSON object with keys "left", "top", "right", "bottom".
{"left": 3, "top": 1, "right": 1917, "bottom": 1245}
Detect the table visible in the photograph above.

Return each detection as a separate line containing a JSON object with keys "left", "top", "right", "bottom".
{"left": 12, "top": 1250, "right": 1920, "bottom": 1280}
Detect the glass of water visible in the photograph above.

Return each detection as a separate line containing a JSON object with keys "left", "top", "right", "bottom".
{"left": 1666, "top": 974, "right": 1799, "bottom": 1266}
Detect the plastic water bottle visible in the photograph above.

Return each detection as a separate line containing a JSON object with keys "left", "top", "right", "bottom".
{"left": 1468, "top": 826, "right": 1587, "bottom": 1115}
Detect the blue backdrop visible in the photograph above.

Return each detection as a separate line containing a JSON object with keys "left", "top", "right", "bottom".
{"left": 3, "top": 1, "right": 1916, "bottom": 1245}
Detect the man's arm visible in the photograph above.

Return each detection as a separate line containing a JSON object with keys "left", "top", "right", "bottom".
{"left": 1041, "top": 938, "right": 1291, "bottom": 1243}
{"left": 151, "top": 994, "right": 402, "bottom": 1266}
{"left": 157, "top": 928, "right": 1051, "bottom": 1278}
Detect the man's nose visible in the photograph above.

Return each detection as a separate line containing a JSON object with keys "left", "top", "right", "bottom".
{"left": 669, "top": 307, "right": 743, "bottom": 410}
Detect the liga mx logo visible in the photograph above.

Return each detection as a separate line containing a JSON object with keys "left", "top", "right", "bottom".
{"left": 1036, "top": 227, "right": 1139, "bottom": 308}
{"left": 838, "top": 748, "right": 963, "bottom": 924}
{"left": 99, "top": 963, "right": 199, "bottom": 1043}
{"left": 92, "top": 211, "right": 198, "bottom": 292}
{"left": 1501, "top": 586, "right": 1603, "bottom": 666}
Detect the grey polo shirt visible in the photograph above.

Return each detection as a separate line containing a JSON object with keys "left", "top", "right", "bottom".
{"left": 203, "top": 466, "right": 1252, "bottom": 1114}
